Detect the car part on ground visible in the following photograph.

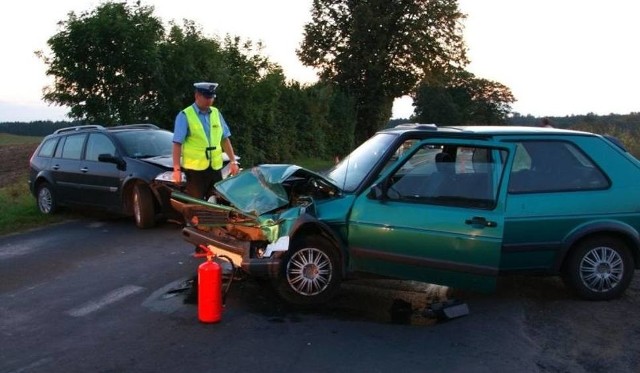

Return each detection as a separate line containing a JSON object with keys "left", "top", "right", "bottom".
{"left": 423, "top": 299, "right": 470, "bottom": 321}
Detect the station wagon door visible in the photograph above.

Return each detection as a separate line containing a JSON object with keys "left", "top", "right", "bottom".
{"left": 80, "top": 133, "right": 121, "bottom": 207}
{"left": 50, "top": 133, "right": 88, "bottom": 204}
{"left": 347, "top": 139, "right": 515, "bottom": 293}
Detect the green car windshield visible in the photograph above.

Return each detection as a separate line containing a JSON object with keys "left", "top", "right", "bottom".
{"left": 212, "top": 133, "right": 397, "bottom": 215}
{"left": 326, "top": 133, "right": 396, "bottom": 192}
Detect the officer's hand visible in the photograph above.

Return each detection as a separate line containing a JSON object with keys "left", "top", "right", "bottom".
{"left": 172, "top": 170, "right": 182, "bottom": 184}
{"left": 229, "top": 162, "right": 240, "bottom": 176}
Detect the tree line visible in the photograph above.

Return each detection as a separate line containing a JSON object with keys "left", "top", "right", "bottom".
{"left": 509, "top": 112, "right": 640, "bottom": 156}
{"left": 6, "top": 112, "right": 640, "bottom": 157}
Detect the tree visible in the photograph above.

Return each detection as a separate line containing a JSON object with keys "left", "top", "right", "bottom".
{"left": 298, "top": 0, "right": 468, "bottom": 144}
{"left": 154, "top": 20, "right": 225, "bottom": 128}
{"left": 413, "top": 71, "right": 515, "bottom": 125}
{"left": 462, "top": 74, "right": 515, "bottom": 125}
{"left": 37, "top": 2, "right": 165, "bottom": 125}
{"left": 412, "top": 84, "right": 463, "bottom": 125}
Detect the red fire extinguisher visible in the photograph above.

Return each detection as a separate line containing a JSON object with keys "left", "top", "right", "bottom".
{"left": 198, "top": 248, "right": 222, "bottom": 323}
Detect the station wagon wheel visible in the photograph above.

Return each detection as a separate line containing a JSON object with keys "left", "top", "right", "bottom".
{"left": 133, "top": 183, "right": 155, "bottom": 229}
{"left": 36, "top": 182, "right": 57, "bottom": 214}
{"left": 275, "top": 235, "right": 342, "bottom": 306}
{"left": 563, "top": 237, "right": 634, "bottom": 300}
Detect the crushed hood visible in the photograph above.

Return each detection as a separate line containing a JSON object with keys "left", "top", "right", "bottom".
{"left": 214, "top": 164, "right": 338, "bottom": 216}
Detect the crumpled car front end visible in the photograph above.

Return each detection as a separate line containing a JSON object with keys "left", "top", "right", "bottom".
{"left": 171, "top": 164, "right": 340, "bottom": 277}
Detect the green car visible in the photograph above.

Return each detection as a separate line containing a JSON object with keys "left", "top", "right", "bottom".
{"left": 171, "top": 124, "right": 640, "bottom": 305}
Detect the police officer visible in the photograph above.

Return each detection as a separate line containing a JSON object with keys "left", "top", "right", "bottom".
{"left": 172, "top": 82, "right": 239, "bottom": 199}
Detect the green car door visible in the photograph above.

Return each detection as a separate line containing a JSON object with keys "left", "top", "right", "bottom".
{"left": 346, "top": 138, "right": 515, "bottom": 293}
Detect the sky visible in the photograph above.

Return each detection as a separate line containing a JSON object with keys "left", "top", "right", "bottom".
{"left": 0, "top": 0, "right": 638, "bottom": 123}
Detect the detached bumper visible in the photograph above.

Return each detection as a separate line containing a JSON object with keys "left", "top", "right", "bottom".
{"left": 181, "top": 226, "right": 281, "bottom": 278}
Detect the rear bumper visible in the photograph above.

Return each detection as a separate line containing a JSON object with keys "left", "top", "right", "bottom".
{"left": 181, "top": 226, "right": 281, "bottom": 278}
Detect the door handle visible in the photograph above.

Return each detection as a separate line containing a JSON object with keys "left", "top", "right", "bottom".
{"left": 465, "top": 216, "right": 497, "bottom": 227}
{"left": 80, "top": 167, "right": 89, "bottom": 173}
{"left": 52, "top": 165, "right": 60, "bottom": 170}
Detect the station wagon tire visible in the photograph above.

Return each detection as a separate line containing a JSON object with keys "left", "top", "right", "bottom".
{"left": 36, "top": 182, "right": 57, "bottom": 214}
{"left": 133, "top": 183, "right": 155, "bottom": 229}
{"left": 275, "top": 235, "right": 342, "bottom": 306}
{"left": 563, "top": 237, "right": 633, "bottom": 300}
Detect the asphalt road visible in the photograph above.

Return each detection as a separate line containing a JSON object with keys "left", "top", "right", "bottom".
{"left": 1, "top": 217, "right": 639, "bottom": 373}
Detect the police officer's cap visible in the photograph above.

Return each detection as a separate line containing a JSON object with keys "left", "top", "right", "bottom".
{"left": 194, "top": 82, "right": 218, "bottom": 98}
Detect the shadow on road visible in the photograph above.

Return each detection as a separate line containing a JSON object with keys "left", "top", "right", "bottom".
{"left": 175, "top": 275, "right": 458, "bottom": 326}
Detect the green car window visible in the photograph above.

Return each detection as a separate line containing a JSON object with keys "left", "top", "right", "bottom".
{"left": 508, "top": 141, "right": 609, "bottom": 193}
{"left": 386, "top": 143, "right": 505, "bottom": 209}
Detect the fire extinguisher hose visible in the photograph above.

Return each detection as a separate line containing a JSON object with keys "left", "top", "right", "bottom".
{"left": 217, "top": 254, "right": 236, "bottom": 305}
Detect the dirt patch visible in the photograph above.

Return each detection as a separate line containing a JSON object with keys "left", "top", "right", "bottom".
{"left": 0, "top": 143, "right": 37, "bottom": 189}
{"left": 459, "top": 274, "right": 640, "bottom": 372}
{"left": 522, "top": 275, "right": 640, "bottom": 372}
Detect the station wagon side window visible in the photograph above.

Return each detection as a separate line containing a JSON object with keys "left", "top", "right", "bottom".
{"left": 54, "top": 136, "right": 65, "bottom": 158}
{"left": 385, "top": 144, "right": 506, "bottom": 209}
{"left": 37, "top": 137, "right": 58, "bottom": 158}
{"left": 85, "top": 133, "right": 117, "bottom": 161}
{"left": 508, "top": 141, "right": 609, "bottom": 193}
{"left": 60, "top": 134, "right": 87, "bottom": 160}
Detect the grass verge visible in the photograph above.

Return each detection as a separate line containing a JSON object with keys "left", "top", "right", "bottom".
{"left": 0, "top": 180, "right": 67, "bottom": 236}
{"left": 0, "top": 133, "right": 43, "bottom": 146}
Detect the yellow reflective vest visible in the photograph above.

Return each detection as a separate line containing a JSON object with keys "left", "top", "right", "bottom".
{"left": 181, "top": 105, "right": 223, "bottom": 170}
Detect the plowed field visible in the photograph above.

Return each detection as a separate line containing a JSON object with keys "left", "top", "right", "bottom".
{"left": 0, "top": 143, "right": 37, "bottom": 189}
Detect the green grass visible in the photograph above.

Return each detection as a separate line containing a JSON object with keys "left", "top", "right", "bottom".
{"left": 0, "top": 133, "right": 43, "bottom": 145}
{"left": 0, "top": 133, "right": 58, "bottom": 235}
{"left": 0, "top": 180, "right": 67, "bottom": 236}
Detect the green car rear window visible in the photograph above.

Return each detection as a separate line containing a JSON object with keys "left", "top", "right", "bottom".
{"left": 508, "top": 141, "right": 609, "bottom": 193}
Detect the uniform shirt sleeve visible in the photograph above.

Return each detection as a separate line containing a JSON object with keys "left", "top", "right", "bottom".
{"left": 219, "top": 112, "right": 231, "bottom": 139}
{"left": 173, "top": 110, "right": 188, "bottom": 144}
